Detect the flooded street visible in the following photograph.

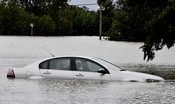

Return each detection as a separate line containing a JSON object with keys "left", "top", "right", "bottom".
{"left": 0, "top": 36, "right": 175, "bottom": 104}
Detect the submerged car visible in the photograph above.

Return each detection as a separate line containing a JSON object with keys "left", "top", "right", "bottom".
{"left": 7, "top": 56, "right": 164, "bottom": 82}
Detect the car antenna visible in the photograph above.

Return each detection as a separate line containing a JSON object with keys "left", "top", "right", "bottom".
{"left": 43, "top": 47, "right": 55, "bottom": 57}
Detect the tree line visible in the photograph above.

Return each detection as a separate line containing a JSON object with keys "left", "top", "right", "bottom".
{"left": 100, "top": 0, "right": 175, "bottom": 61}
{"left": 108, "top": 0, "right": 175, "bottom": 61}
{"left": 0, "top": 0, "right": 99, "bottom": 36}
{"left": 0, "top": 0, "right": 175, "bottom": 61}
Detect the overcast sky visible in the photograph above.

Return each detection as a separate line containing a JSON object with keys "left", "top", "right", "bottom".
{"left": 68, "top": 0, "right": 98, "bottom": 11}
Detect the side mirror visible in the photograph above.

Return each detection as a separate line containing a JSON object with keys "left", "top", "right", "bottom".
{"left": 98, "top": 68, "right": 107, "bottom": 74}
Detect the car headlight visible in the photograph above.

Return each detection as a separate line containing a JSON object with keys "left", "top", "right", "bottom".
{"left": 146, "top": 79, "right": 161, "bottom": 83}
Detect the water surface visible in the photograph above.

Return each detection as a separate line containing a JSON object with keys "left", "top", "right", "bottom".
{"left": 0, "top": 36, "right": 175, "bottom": 104}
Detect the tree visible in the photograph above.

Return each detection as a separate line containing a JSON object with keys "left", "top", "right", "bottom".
{"left": 109, "top": 0, "right": 151, "bottom": 41}
{"left": 108, "top": 0, "right": 175, "bottom": 61}
{"left": 0, "top": 1, "right": 5, "bottom": 34}
{"left": 62, "top": 5, "right": 97, "bottom": 36}
{"left": 46, "top": 0, "right": 68, "bottom": 35}
{"left": 0, "top": 0, "right": 30, "bottom": 35}
{"left": 34, "top": 15, "right": 56, "bottom": 36}
{"left": 17, "top": 0, "right": 68, "bottom": 16}
{"left": 141, "top": 2, "right": 175, "bottom": 61}
{"left": 0, "top": 0, "right": 99, "bottom": 36}
{"left": 97, "top": 0, "right": 115, "bottom": 35}
{"left": 0, "top": 0, "right": 56, "bottom": 36}
{"left": 72, "top": 7, "right": 97, "bottom": 35}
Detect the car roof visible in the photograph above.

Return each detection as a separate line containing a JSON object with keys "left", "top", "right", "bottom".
{"left": 40, "top": 55, "right": 96, "bottom": 62}
{"left": 23, "top": 55, "right": 100, "bottom": 68}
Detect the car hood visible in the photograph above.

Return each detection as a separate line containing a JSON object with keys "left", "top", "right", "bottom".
{"left": 120, "top": 71, "right": 164, "bottom": 82}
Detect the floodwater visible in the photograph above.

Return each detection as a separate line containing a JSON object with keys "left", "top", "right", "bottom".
{"left": 0, "top": 36, "right": 175, "bottom": 104}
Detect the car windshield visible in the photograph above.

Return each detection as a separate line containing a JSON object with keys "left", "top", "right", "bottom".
{"left": 93, "top": 58, "right": 125, "bottom": 71}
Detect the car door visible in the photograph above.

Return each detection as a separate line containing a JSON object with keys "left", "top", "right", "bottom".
{"left": 73, "top": 58, "right": 111, "bottom": 81}
{"left": 39, "top": 57, "right": 73, "bottom": 79}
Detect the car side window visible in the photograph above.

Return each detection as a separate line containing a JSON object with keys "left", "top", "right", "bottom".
{"left": 75, "top": 58, "right": 104, "bottom": 72}
{"left": 49, "top": 58, "right": 70, "bottom": 70}
{"left": 39, "top": 60, "right": 49, "bottom": 69}
{"left": 39, "top": 58, "right": 71, "bottom": 70}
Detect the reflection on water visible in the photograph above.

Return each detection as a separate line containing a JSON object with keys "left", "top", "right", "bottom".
{"left": 0, "top": 36, "right": 175, "bottom": 104}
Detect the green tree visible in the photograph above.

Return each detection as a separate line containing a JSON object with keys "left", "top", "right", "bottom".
{"left": 72, "top": 6, "right": 96, "bottom": 35}
{"left": 108, "top": 0, "right": 175, "bottom": 61}
{"left": 0, "top": 0, "right": 56, "bottom": 36}
{"left": 46, "top": 0, "right": 68, "bottom": 35}
{"left": 97, "top": 0, "right": 115, "bottom": 36}
{"left": 0, "top": 0, "right": 99, "bottom": 36}
{"left": 0, "top": 1, "right": 5, "bottom": 34}
{"left": 62, "top": 5, "right": 97, "bottom": 36}
{"left": 109, "top": 0, "right": 169, "bottom": 41}
{"left": 109, "top": 0, "right": 149, "bottom": 41}
{"left": 34, "top": 15, "right": 56, "bottom": 36}
{"left": 141, "top": 2, "right": 175, "bottom": 61}
{"left": 16, "top": 0, "right": 68, "bottom": 36}
{"left": 0, "top": 0, "right": 30, "bottom": 35}
{"left": 17, "top": 0, "right": 68, "bottom": 16}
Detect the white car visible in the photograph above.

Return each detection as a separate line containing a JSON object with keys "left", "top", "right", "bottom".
{"left": 7, "top": 56, "right": 164, "bottom": 82}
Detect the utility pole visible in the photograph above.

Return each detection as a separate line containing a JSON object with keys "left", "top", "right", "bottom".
{"left": 99, "top": 5, "right": 102, "bottom": 40}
